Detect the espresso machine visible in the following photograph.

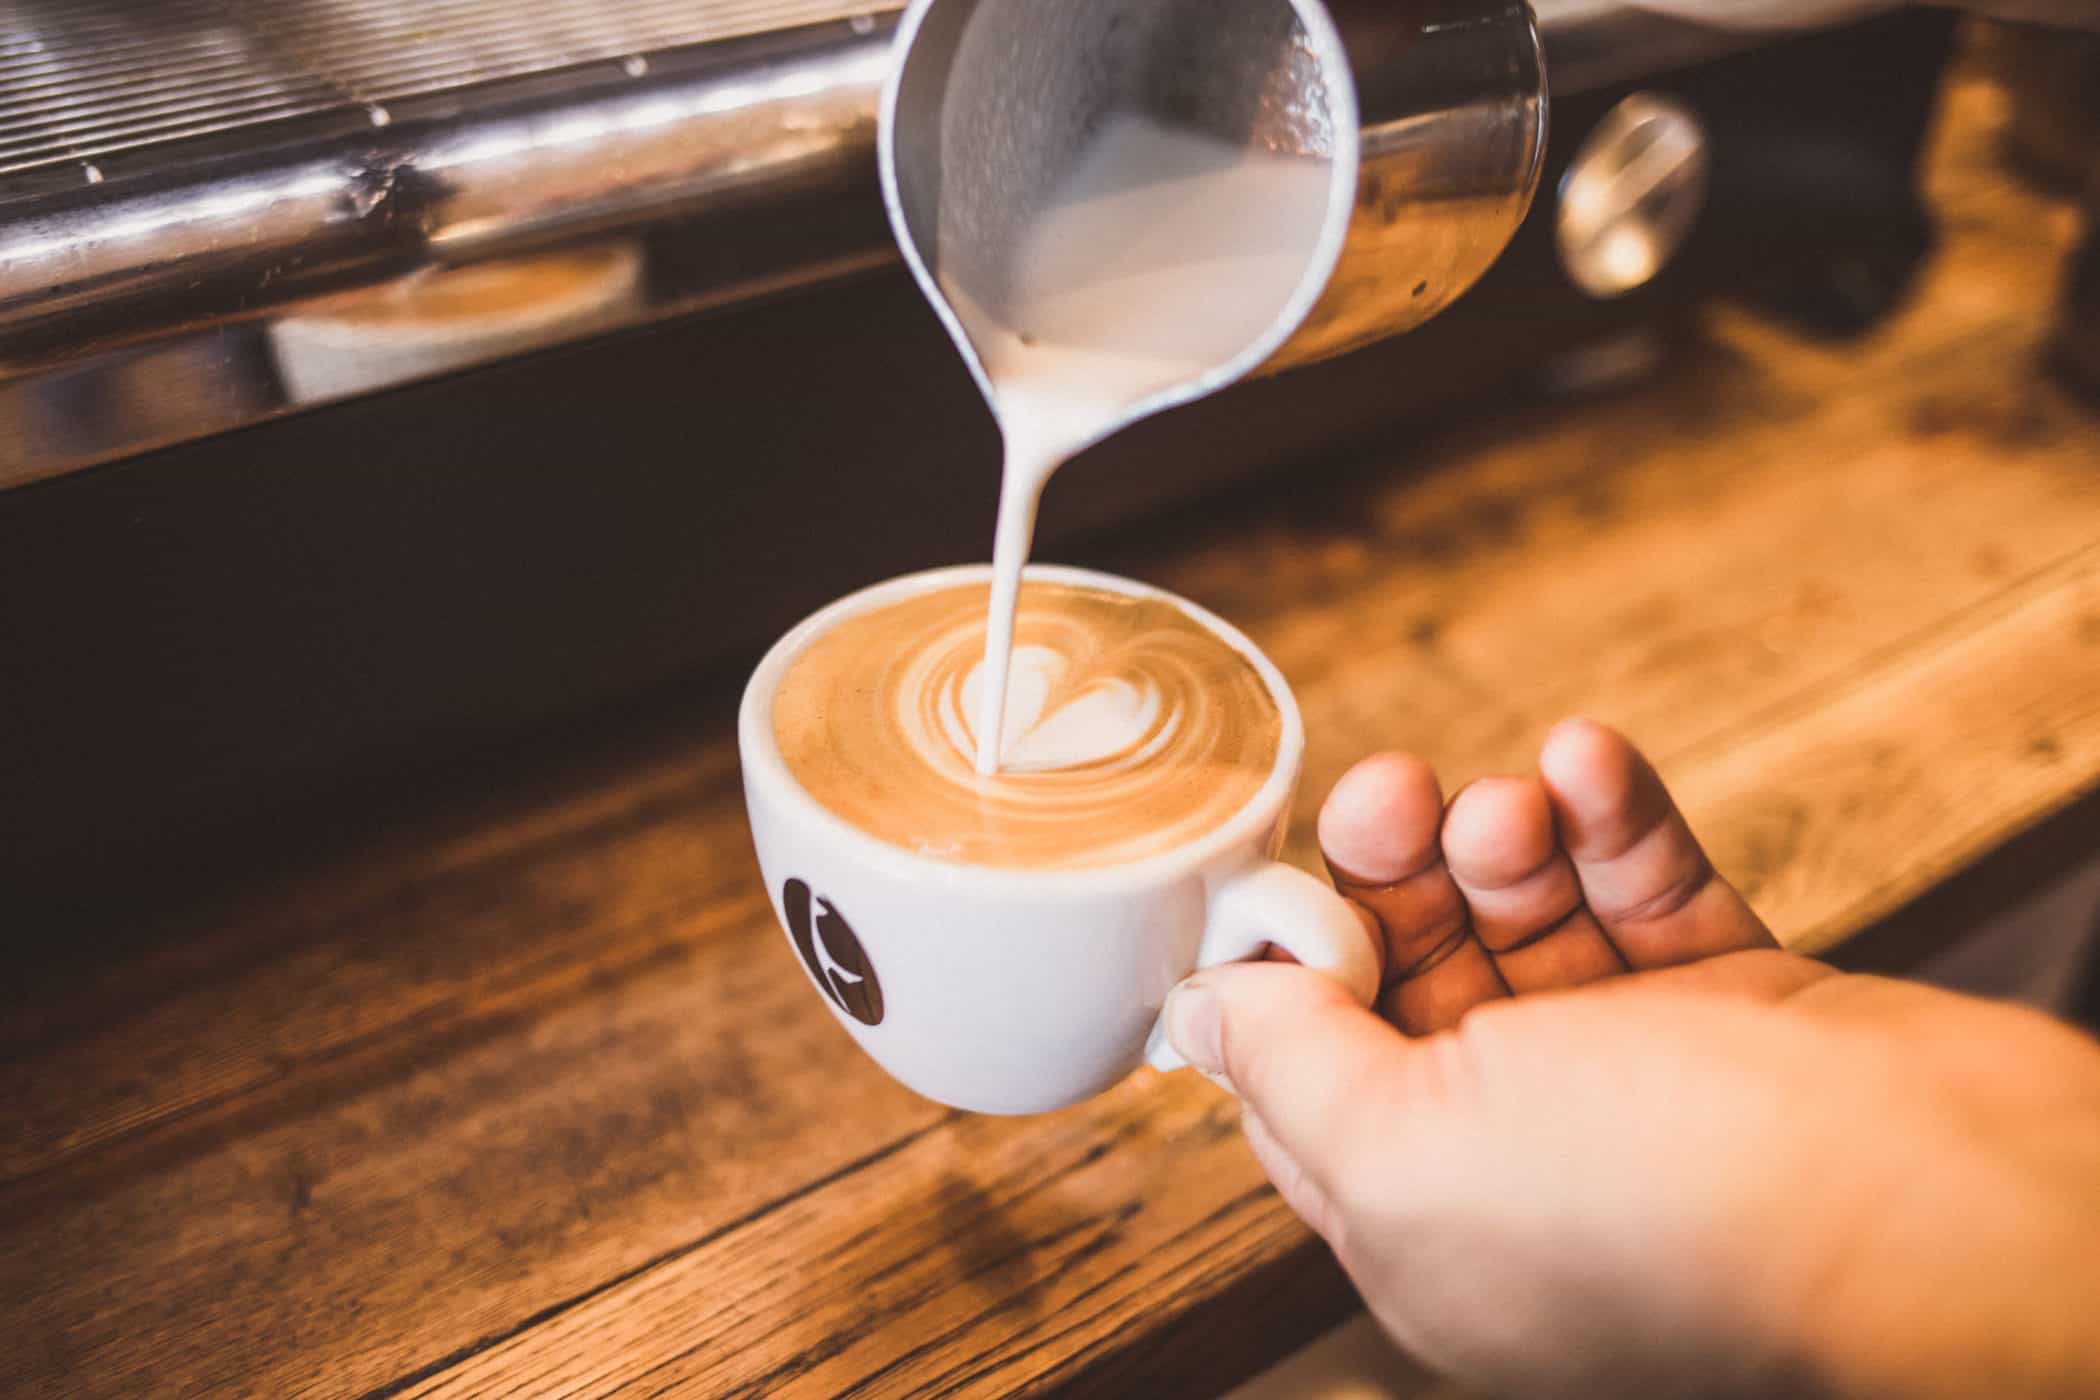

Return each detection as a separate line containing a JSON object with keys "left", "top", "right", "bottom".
{"left": 0, "top": 1, "right": 1955, "bottom": 906}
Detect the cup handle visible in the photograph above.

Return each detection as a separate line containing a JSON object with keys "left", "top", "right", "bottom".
{"left": 1143, "top": 861, "right": 1382, "bottom": 1072}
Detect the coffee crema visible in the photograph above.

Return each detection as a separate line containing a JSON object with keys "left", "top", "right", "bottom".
{"left": 772, "top": 579, "right": 1283, "bottom": 869}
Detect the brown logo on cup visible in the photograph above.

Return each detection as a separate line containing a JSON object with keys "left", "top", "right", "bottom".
{"left": 783, "top": 879, "right": 884, "bottom": 1026}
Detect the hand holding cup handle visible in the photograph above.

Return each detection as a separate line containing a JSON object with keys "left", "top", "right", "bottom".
{"left": 1144, "top": 861, "right": 1380, "bottom": 1072}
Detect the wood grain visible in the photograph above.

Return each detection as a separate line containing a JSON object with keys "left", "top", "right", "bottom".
{"left": 5, "top": 75, "right": 2100, "bottom": 1400}
{"left": 0, "top": 737, "right": 760, "bottom": 1184}
{"left": 402, "top": 1079, "right": 1324, "bottom": 1400}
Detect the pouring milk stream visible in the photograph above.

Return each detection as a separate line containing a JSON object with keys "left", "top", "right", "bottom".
{"left": 941, "top": 115, "right": 1332, "bottom": 773}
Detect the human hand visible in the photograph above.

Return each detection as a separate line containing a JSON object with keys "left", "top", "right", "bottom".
{"left": 1166, "top": 720, "right": 2100, "bottom": 1398}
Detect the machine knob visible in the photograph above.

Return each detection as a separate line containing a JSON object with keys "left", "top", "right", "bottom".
{"left": 1557, "top": 93, "right": 1711, "bottom": 299}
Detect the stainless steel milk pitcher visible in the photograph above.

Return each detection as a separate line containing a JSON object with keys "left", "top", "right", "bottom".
{"left": 880, "top": 0, "right": 1548, "bottom": 423}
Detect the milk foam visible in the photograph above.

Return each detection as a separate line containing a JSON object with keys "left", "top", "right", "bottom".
{"left": 946, "top": 645, "right": 1173, "bottom": 773}
{"left": 942, "top": 114, "right": 1333, "bottom": 774}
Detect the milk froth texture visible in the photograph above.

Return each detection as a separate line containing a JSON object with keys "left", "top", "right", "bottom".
{"left": 773, "top": 580, "right": 1283, "bottom": 869}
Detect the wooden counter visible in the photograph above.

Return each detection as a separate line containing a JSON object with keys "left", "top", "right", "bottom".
{"left": 6, "top": 78, "right": 2099, "bottom": 1399}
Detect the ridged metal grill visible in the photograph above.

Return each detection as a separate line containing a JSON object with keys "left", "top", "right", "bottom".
{"left": 1, "top": 0, "right": 889, "bottom": 184}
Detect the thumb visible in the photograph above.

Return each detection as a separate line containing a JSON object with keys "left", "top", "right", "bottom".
{"left": 1165, "top": 961, "right": 1425, "bottom": 1199}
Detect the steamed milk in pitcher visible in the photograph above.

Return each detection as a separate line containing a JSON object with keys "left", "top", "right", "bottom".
{"left": 943, "top": 113, "right": 1333, "bottom": 774}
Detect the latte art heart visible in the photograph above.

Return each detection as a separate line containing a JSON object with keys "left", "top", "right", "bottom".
{"left": 774, "top": 580, "right": 1283, "bottom": 869}
{"left": 940, "top": 647, "right": 1172, "bottom": 773}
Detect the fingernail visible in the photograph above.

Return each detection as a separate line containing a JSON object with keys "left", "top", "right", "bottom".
{"left": 1166, "top": 980, "right": 1224, "bottom": 1078}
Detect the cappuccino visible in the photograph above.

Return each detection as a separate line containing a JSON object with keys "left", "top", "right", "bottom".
{"left": 772, "top": 577, "right": 1282, "bottom": 869}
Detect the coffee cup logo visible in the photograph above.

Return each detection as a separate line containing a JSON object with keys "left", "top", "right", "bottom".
{"left": 783, "top": 879, "right": 884, "bottom": 1026}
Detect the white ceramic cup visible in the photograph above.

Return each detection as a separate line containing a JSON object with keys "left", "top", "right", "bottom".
{"left": 739, "top": 564, "right": 1380, "bottom": 1115}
